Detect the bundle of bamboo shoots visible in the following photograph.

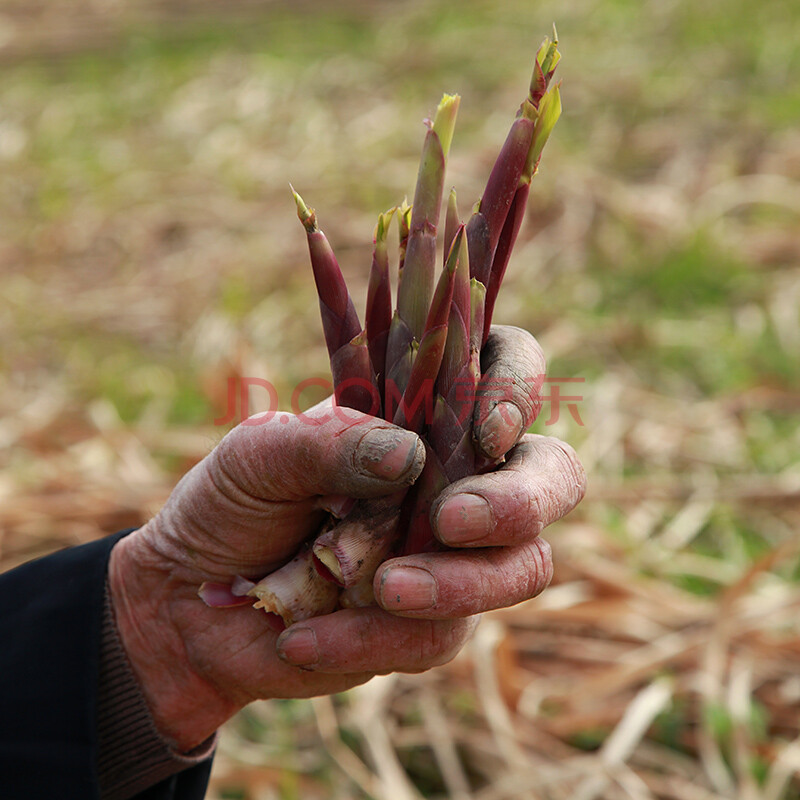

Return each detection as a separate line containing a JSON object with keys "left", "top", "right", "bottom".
{"left": 199, "top": 30, "right": 563, "bottom": 627}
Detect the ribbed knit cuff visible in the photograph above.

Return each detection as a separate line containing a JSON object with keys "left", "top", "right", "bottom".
{"left": 97, "top": 581, "right": 216, "bottom": 800}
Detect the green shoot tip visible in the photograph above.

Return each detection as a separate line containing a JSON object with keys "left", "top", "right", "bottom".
{"left": 536, "top": 30, "right": 561, "bottom": 77}
{"left": 531, "top": 26, "right": 561, "bottom": 102}
{"left": 399, "top": 198, "right": 412, "bottom": 230}
{"left": 374, "top": 207, "right": 396, "bottom": 243}
{"left": 528, "top": 82, "right": 562, "bottom": 172}
{"left": 432, "top": 93, "right": 461, "bottom": 160}
{"left": 291, "top": 185, "right": 317, "bottom": 232}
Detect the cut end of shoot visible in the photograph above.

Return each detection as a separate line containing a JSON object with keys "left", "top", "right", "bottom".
{"left": 312, "top": 547, "right": 345, "bottom": 585}
{"left": 198, "top": 582, "right": 254, "bottom": 608}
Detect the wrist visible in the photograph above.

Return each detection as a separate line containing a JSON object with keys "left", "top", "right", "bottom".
{"left": 108, "top": 526, "right": 241, "bottom": 751}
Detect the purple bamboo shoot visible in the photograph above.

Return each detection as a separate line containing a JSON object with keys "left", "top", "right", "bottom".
{"left": 388, "top": 94, "right": 460, "bottom": 376}
{"left": 292, "top": 187, "right": 378, "bottom": 413}
{"left": 443, "top": 187, "right": 459, "bottom": 268}
{"left": 366, "top": 209, "right": 395, "bottom": 395}
{"left": 393, "top": 227, "right": 463, "bottom": 433}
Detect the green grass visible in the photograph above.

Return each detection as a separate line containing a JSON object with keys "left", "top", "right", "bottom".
{"left": 595, "top": 236, "right": 755, "bottom": 314}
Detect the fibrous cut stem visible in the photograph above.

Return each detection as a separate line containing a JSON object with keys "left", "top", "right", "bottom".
{"left": 248, "top": 546, "right": 339, "bottom": 628}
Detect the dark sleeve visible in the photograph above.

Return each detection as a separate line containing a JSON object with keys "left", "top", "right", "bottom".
{"left": 0, "top": 533, "right": 214, "bottom": 800}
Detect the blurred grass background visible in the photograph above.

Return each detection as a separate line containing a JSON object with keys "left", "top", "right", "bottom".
{"left": 1, "top": 1, "right": 799, "bottom": 798}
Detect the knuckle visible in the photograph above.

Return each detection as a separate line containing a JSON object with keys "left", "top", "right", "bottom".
{"left": 509, "top": 370, "right": 540, "bottom": 423}
{"left": 527, "top": 435, "right": 586, "bottom": 504}
{"left": 480, "top": 328, "right": 547, "bottom": 421}
{"left": 475, "top": 568, "right": 498, "bottom": 609}
{"left": 356, "top": 619, "right": 377, "bottom": 661}
{"left": 516, "top": 540, "right": 553, "bottom": 599}
{"left": 415, "top": 620, "right": 467, "bottom": 669}
{"left": 526, "top": 483, "right": 545, "bottom": 529}
{"left": 548, "top": 438, "right": 588, "bottom": 503}
{"left": 537, "top": 538, "right": 555, "bottom": 588}
{"left": 335, "top": 615, "right": 386, "bottom": 670}
{"left": 504, "top": 435, "right": 585, "bottom": 531}
{"left": 470, "top": 552, "right": 526, "bottom": 612}
{"left": 405, "top": 620, "right": 438, "bottom": 668}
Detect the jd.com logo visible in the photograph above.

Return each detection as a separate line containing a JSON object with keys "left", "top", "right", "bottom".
{"left": 213, "top": 376, "right": 584, "bottom": 427}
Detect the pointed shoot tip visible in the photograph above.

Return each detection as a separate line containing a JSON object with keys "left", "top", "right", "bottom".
{"left": 531, "top": 27, "right": 562, "bottom": 101}
{"left": 374, "top": 206, "right": 396, "bottom": 243}
{"left": 445, "top": 225, "right": 466, "bottom": 274}
{"left": 350, "top": 329, "right": 368, "bottom": 347}
{"left": 291, "top": 186, "right": 317, "bottom": 232}
{"left": 432, "top": 93, "right": 461, "bottom": 160}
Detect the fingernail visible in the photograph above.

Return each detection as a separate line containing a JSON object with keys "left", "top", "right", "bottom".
{"left": 379, "top": 566, "right": 437, "bottom": 611}
{"left": 356, "top": 428, "right": 423, "bottom": 481}
{"left": 434, "top": 493, "right": 494, "bottom": 545}
{"left": 477, "top": 401, "right": 523, "bottom": 460}
{"left": 277, "top": 627, "right": 319, "bottom": 667}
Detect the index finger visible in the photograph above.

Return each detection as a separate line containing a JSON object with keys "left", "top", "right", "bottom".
{"left": 431, "top": 434, "right": 586, "bottom": 548}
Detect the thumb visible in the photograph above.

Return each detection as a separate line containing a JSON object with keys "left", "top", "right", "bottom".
{"left": 212, "top": 406, "right": 426, "bottom": 501}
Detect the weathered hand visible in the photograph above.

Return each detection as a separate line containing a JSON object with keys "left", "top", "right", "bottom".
{"left": 278, "top": 326, "right": 585, "bottom": 666}
{"left": 109, "top": 407, "right": 432, "bottom": 751}
{"left": 109, "top": 325, "right": 585, "bottom": 751}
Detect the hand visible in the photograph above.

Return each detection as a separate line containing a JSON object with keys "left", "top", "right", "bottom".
{"left": 373, "top": 325, "right": 587, "bottom": 619}
{"left": 109, "top": 325, "right": 585, "bottom": 751}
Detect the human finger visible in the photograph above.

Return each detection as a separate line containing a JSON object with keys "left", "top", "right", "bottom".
{"left": 374, "top": 537, "right": 553, "bottom": 618}
{"left": 213, "top": 407, "right": 425, "bottom": 501}
{"left": 275, "top": 609, "right": 477, "bottom": 673}
{"left": 473, "top": 325, "right": 546, "bottom": 460}
{"left": 430, "top": 434, "right": 586, "bottom": 547}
